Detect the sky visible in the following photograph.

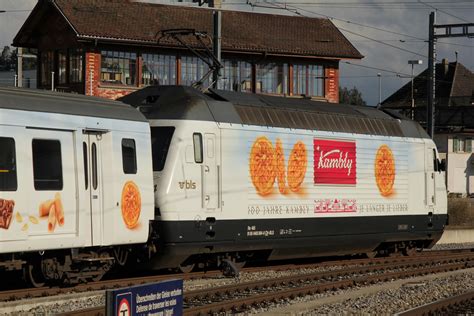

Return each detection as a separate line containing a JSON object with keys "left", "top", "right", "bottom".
{"left": 0, "top": 0, "right": 472, "bottom": 105}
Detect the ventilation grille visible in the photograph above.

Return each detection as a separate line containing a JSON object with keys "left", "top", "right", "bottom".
{"left": 234, "top": 105, "right": 403, "bottom": 137}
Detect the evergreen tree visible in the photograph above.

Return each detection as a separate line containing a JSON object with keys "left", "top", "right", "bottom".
{"left": 339, "top": 86, "right": 367, "bottom": 106}
{"left": 0, "top": 46, "right": 11, "bottom": 69}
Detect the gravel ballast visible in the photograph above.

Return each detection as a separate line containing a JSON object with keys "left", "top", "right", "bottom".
{"left": 257, "top": 268, "right": 474, "bottom": 315}
{"left": 1, "top": 245, "right": 473, "bottom": 315}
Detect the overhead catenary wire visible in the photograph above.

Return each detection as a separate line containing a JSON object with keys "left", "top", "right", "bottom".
{"left": 246, "top": 1, "right": 427, "bottom": 41}
{"left": 416, "top": 0, "right": 471, "bottom": 23}
{"left": 236, "top": 0, "right": 473, "bottom": 10}
{"left": 246, "top": 1, "right": 472, "bottom": 65}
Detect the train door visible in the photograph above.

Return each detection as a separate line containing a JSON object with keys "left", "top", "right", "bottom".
{"left": 425, "top": 146, "right": 436, "bottom": 207}
{"left": 203, "top": 133, "right": 220, "bottom": 211}
{"left": 83, "top": 131, "right": 104, "bottom": 245}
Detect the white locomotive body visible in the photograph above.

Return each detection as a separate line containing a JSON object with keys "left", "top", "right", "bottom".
{"left": 120, "top": 86, "right": 447, "bottom": 269}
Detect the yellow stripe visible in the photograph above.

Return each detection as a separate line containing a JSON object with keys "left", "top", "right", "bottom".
{"left": 0, "top": 170, "right": 9, "bottom": 173}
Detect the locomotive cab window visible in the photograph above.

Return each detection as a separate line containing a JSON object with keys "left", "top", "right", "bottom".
{"left": 0, "top": 137, "right": 17, "bottom": 191}
{"left": 32, "top": 139, "right": 63, "bottom": 190}
{"left": 193, "top": 133, "right": 203, "bottom": 163}
{"left": 122, "top": 138, "right": 137, "bottom": 174}
{"left": 151, "top": 127, "right": 175, "bottom": 171}
{"left": 432, "top": 149, "right": 438, "bottom": 172}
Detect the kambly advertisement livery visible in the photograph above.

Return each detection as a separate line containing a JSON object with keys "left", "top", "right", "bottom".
{"left": 244, "top": 135, "right": 406, "bottom": 218}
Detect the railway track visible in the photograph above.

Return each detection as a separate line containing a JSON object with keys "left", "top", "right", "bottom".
{"left": 182, "top": 254, "right": 474, "bottom": 315}
{"left": 1, "top": 249, "right": 467, "bottom": 315}
{"left": 1, "top": 249, "right": 471, "bottom": 303}
{"left": 396, "top": 289, "right": 474, "bottom": 316}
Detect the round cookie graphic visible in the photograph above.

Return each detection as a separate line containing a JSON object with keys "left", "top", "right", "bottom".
{"left": 275, "top": 138, "right": 287, "bottom": 194}
{"left": 374, "top": 144, "right": 396, "bottom": 197}
{"left": 287, "top": 141, "right": 307, "bottom": 192}
{"left": 121, "top": 181, "right": 141, "bottom": 229}
{"left": 249, "top": 136, "right": 277, "bottom": 196}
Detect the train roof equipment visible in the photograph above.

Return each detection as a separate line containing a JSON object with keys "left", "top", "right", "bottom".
{"left": 0, "top": 86, "right": 147, "bottom": 122}
{"left": 119, "top": 85, "right": 430, "bottom": 139}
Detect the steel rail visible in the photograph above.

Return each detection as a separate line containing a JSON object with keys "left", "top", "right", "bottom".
{"left": 396, "top": 289, "right": 474, "bottom": 316}
{"left": 51, "top": 252, "right": 474, "bottom": 316}
{"left": 183, "top": 262, "right": 473, "bottom": 315}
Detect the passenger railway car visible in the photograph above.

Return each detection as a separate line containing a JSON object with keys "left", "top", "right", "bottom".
{"left": 0, "top": 86, "right": 154, "bottom": 285}
{"left": 119, "top": 86, "right": 448, "bottom": 272}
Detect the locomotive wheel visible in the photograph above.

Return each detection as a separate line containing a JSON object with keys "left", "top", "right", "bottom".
{"left": 178, "top": 263, "right": 195, "bottom": 273}
{"left": 25, "top": 263, "right": 45, "bottom": 288}
{"left": 114, "top": 247, "right": 129, "bottom": 266}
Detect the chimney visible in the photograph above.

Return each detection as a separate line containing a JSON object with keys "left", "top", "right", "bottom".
{"left": 442, "top": 58, "right": 449, "bottom": 76}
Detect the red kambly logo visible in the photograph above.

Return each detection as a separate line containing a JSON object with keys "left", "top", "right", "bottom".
{"left": 313, "top": 139, "right": 356, "bottom": 185}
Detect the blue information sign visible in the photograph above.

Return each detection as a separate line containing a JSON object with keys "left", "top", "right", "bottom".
{"left": 106, "top": 279, "right": 183, "bottom": 316}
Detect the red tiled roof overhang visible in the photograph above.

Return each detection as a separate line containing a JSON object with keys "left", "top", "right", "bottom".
{"left": 14, "top": 0, "right": 363, "bottom": 60}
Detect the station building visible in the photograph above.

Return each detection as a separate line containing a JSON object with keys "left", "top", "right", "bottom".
{"left": 382, "top": 59, "right": 474, "bottom": 196}
{"left": 13, "top": 0, "right": 362, "bottom": 102}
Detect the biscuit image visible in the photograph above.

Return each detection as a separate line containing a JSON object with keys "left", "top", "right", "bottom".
{"left": 287, "top": 141, "right": 307, "bottom": 192}
{"left": 275, "top": 139, "right": 287, "bottom": 194}
{"left": 375, "top": 144, "right": 395, "bottom": 197}
{"left": 121, "top": 181, "right": 141, "bottom": 229}
{"left": 249, "top": 136, "right": 277, "bottom": 196}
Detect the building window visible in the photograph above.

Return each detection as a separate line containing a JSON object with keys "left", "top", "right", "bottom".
{"left": 219, "top": 59, "right": 252, "bottom": 92}
{"left": 465, "top": 138, "right": 472, "bottom": 152}
{"left": 142, "top": 53, "right": 176, "bottom": 86}
{"left": 180, "top": 56, "right": 210, "bottom": 87}
{"left": 40, "top": 51, "right": 54, "bottom": 86}
{"left": 0, "top": 137, "right": 17, "bottom": 191}
{"left": 257, "top": 63, "right": 288, "bottom": 94}
{"left": 100, "top": 50, "right": 137, "bottom": 85}
{"left": 292, "top": 63, "right": 324, "bottom": 97}
{"left": 32, "top": 139, "right": 63, "bottom": 191}
{"left": 69, "top": 49, "right": 83, "bottom": 83}
{"left": 122, "top": 139, "right": 137, "bottom": 174}
{"left": 58, "top": 50, "right": 67, "bottom": 84}
{"left": 453, "top": 137, "right": 461, "bottom": 152}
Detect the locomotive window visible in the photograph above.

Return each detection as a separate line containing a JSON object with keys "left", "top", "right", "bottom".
{"left": 151, "top": 127, "right": 175, "bottom": 171}
{"left": 122, "top": 139, "right": 137, "bottom": 174}
{"left": 0, "top": 137, "right": 17, "bottom": 191}
{"left": 193, "top": 133, "right": 203, "bottom": 163}
{"left": 83, "top": 142, "right": 88, "bottom": 189}
{"left": 32, "top": 139, "right": 63, "bottom": 191}
{"left": 92, "top": 143, "right": 98, "bottom": 190}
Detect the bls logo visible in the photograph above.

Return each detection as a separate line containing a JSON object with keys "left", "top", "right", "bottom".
{"left": 179, "top": 180, "right": 196, "bottom": 190}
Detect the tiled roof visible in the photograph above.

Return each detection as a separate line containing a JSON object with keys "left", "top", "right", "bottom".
{"left": 382, "top": 61, "right": 474, "bottom": 108}
{"left": 16, "top": 0, "right": 363, "bottom": 59}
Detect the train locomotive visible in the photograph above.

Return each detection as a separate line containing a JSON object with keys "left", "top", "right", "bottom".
{"left": 0, "top": 85, "right": 447, "bottom": 285}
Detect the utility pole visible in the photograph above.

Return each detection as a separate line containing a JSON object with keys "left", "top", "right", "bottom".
{"left": 209, "top": 0, "right": 222, "bottom": 88}
{"left": 427, "top": 12, "right": 436, "bottom": 139}
{"left": 427, "top": 12, "right": 473, "bottom": 138}
{"left": 408, "top": 60, "right": 422, "bottom": 120}
{"left": 377, "top": 73, "right": 381, "bottom": 107}
{"left": 17, "top": 47, "right": 23, "bottom": 87}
